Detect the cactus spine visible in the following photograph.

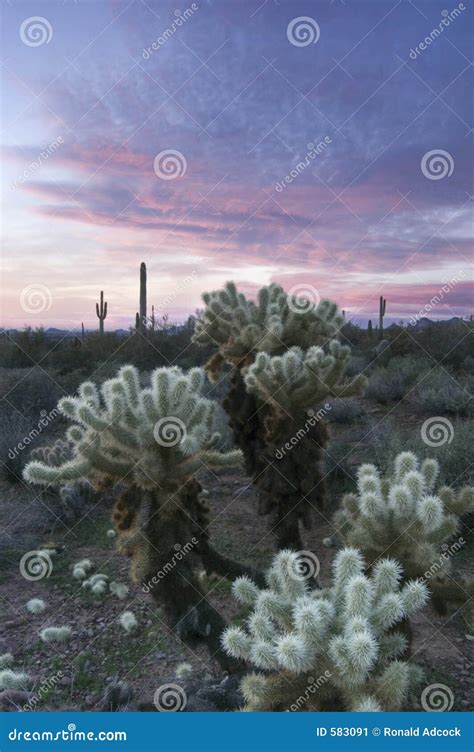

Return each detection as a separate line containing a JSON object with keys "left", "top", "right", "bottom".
{"left": 95, "top": 291, "right": 107, "bottom": 335}
{"left": 139, "top": 262, "right": 147, "bottom": 335}
{"left": 379, "top": 296, "right": 386, "bottom": 340}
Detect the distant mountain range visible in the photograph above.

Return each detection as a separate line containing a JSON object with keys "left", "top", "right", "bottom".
{"left": 0, "top": 317, "right": 468, "bottom": 337}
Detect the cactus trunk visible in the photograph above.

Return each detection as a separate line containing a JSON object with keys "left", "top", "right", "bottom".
{"left": 378, "top": 295, "right": 386, "bottom": 340}
{"left": 95, "top": 290, "right": 107, "bottom": 335}
{"left": 139, "top": 262, "right": 147, "bottom": 335}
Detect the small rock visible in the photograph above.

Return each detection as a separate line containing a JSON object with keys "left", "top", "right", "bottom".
{"left": 85, "top": 694, "right": 96, "bottom": 706}
{"left": 0, "top": 690, "right": 32, "bottom": 711}
{"left": 59, "top": 677, "right": 71, "bottom": 687}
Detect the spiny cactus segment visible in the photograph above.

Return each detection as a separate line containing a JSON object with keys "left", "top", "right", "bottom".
{"left": 222, "top": 548, "right": 427, "bottom": 711}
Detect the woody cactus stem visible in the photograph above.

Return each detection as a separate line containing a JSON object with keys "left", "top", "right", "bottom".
{"left": 140, "top": 262, "right": 147, "bottom": 336}
{"left": 379, "top": 296, "right": 386, "bottom": 340}
{"left": 368, "top": 319, "right": 373, "bottom": 339}
{"left": 96, "top": 291, "right": 107, "bottom": 336}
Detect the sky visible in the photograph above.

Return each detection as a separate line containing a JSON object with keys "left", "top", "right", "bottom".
{"left": 1, "top": 0, "right": 473, "bottom": 330}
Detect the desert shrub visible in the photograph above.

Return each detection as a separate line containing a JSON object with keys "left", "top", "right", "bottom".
{"left": 326, "top": 398, "right": 366, "bottom": 424}
{"left": 0, "top": 408, "right": 34, "bottom": 481}
{"left": 358, "top": 419, "right": 473, "bottom": 487}
{"left": 345, "top": 354, "right": 368, "bottom": 377}
{"left": 365, "top": 356, "right": 430, "bottom": 404}
{"left": 414, "top": 369, "right": 473, "bottom": 417}
{"left": 0, "top": 367, "right": 62, "bottom": 416}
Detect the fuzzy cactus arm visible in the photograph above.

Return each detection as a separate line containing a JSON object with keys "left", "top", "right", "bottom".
{"left": 24, "top": 458, "right": 91, "bottom": 484}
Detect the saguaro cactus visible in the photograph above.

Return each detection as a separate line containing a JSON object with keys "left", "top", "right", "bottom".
{"left": 368, "top": 319, "right": 373, "bottom": 339}
{"left": 379, "top": 295, "right": 386, "bottom": 340}
{"left": 24, "top": 365, "right": 261, "bottom": 664}
{"left": 95, "top": 291, "right": 107, "bottom": 335}
{"left": 222, "top": 548, "right": 427, "bottom": 711}
{"left": 139, "top": 262, "right": 147, "bottom": 335}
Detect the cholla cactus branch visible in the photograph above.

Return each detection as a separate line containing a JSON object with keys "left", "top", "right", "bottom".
{"left": 222, "top": 548, "right": 427, "bottom": 711}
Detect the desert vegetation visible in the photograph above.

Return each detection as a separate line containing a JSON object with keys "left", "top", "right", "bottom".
{"left": 0, "top": 280, "right": 472, "bottom": 713}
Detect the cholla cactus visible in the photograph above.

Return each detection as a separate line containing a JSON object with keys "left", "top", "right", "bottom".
{"left": 0, "top": 670, "right": 31, "bottom": 690}
{"left": 244, "top": 345, "right": 365, "bottom": 549}
{"left": 119, "top": 611, "right": 138, "bottom": 633}
{"left": 193, "top": 281, "right": 344, "bottom": 374}
{"left": 30, "top": 439, "right": 72, "bottom": 467}
{"left": 24, "top": 365, "right": 240, "bottom": 491}
{"left": 222, "top": 548, "right": 427, "bottom": 711}
{"left": 193, "top": 282, "right": 364, "bottom": 549}
{"left": 334, "top": 452, "right": 474, "bottom": 623}
{"left": 245, "top": 344, "right": 366, "bottom": 412}
{"left": 334, "top": 452, "right": 473, "bottom": 580}
{"left": 26, "top": 598, "right": 46, "bottom": 614}
{"left": 24, "top": 365, "right": 261, "bottom": 666}
{"left": 40, "top": 626, "right": 72, "bottom": 643}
